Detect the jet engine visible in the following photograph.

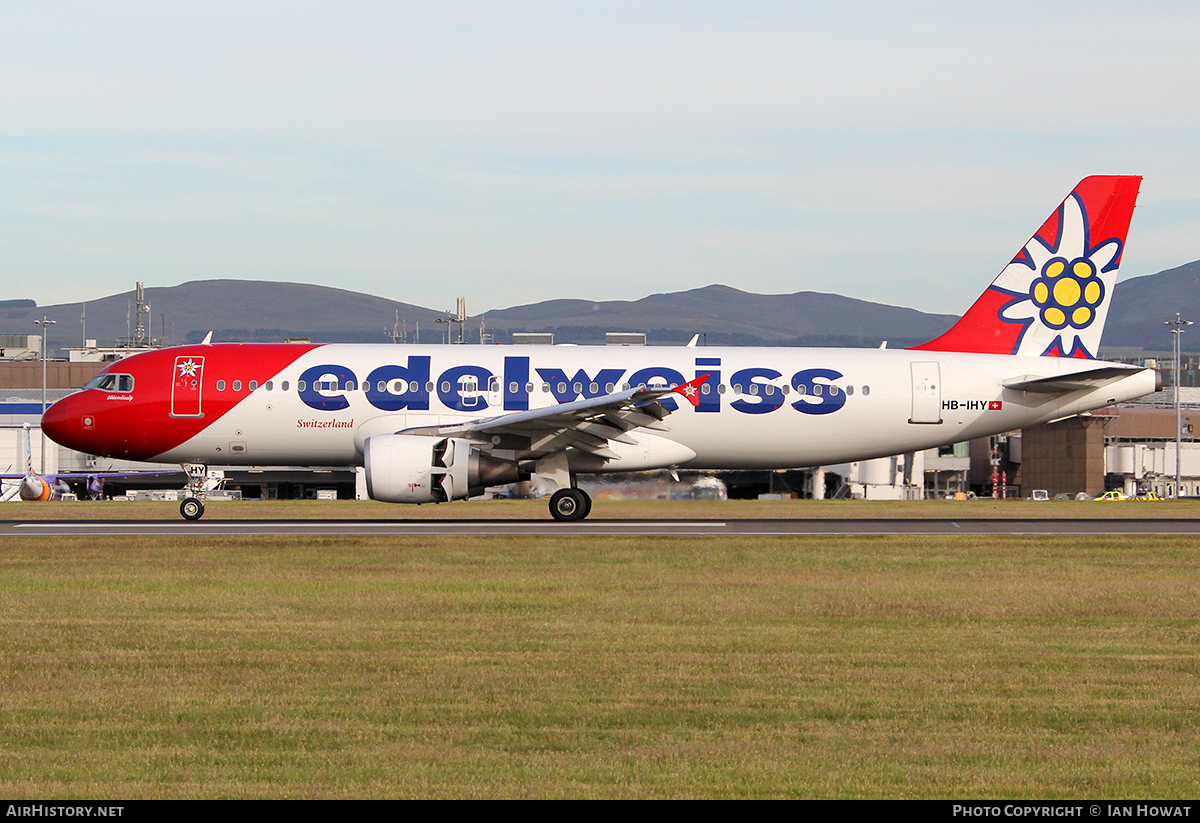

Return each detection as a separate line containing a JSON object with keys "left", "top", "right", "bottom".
{"left": 19, "top": 475, "right": 52, "bottom": 502}
{"left": 17, "top": 474, "right": 69, "bottom": 502}
{"left": 363, "top": 434, "right": 521, "bottom": 503}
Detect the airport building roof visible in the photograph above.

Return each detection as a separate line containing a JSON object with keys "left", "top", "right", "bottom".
{"left": 1119, "top": 388, "right": 1200, "bottom": 409}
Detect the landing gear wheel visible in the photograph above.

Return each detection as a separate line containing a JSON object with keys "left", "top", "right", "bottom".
{"left": 180, "top": 497, "right": 205, "bottom": 521}
{"left": 549, "top": 488, "right": 589, "bottom": 522}
{"left": 580, "top": 489, "right": 592, "bottom": 519}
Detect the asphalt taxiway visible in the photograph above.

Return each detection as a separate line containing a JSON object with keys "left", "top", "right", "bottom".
{"left": 5, "top": 518, "right": 1200, "bottom": 537}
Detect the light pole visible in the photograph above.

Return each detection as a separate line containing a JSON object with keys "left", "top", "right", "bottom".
{"left": 1166, "top": 313, "right": 1193, "bottom": 498}
{"left": 34, "top": 316, "right": 57, "bottom": 475}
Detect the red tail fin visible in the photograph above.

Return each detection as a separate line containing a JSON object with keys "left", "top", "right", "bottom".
{"left": 912, "top": 175, "right": 1141, "bottom": 359}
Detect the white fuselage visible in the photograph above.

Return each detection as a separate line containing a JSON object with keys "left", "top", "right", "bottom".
{"left": 153, "top": 344, "right": 1157, "bottom": 471}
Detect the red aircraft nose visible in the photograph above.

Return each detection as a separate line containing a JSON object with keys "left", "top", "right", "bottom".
{"left": 41, "top": 394, "right": 95, "bottom": 454}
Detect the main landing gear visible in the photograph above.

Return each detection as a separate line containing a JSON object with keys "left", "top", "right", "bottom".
{"left": 549, "top": 487, "right": 592, "bottom": 522}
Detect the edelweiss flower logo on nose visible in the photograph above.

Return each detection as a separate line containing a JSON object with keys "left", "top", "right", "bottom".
{"left": 177, "top": 359, "right": 199, "bottom": 377}
{"left": 1029, "top": 256, "right": 1105, "bottom": 330}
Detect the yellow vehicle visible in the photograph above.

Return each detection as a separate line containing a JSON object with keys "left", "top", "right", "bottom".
{"left": 1095, "top": 490, "right": 1128, "bottom": 501}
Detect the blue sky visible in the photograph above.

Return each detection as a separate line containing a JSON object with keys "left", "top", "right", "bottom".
{"left": 4, "top": 1, "right": 1200, "bottom": 317}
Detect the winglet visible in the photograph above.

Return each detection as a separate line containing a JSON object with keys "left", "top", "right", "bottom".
{"left": 201, "top": 331, "right": 214, "bottom": 346}
{"left": 671, "top": 374, "right": 710, "bottom": 408}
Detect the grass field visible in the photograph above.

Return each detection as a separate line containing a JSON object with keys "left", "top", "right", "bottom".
{"left": 2, "top": 528, "right": 1199, "bottom": 798}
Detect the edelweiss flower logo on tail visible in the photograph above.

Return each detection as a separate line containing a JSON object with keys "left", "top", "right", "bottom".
{"left": 1030, "top": 256, "right": 1104, "bottom": 330}
{"left": 994, "top": 192, "right": 1122, "bottom": 359}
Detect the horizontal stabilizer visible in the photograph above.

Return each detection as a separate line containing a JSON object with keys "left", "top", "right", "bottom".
{"left": 1003, "top": 365, "right": 1148, "bottom": 394}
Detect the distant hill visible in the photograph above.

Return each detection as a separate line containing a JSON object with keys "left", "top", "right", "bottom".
{"left": 0, "top": 279, "right": 959, "bottom": 350}
{"left": 1106, "top": 261, "right": 1200, "bottom": 352}
{"left": 3, "top": 263, "right": 1199, "bottom": 352}
{"left": 0, "top": 280, "right": 447, "bottom": 349}
{"left": 484, "top": 284, "right": 958, "bottom": 347}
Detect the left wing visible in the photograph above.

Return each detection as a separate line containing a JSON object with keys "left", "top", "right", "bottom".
{"left": 400, "top": 375, "right": 711, "bottom": 460}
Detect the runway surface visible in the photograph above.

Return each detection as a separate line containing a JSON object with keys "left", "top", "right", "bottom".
{"left": 5, "top": 518, "right": 1200, "bottom": 536}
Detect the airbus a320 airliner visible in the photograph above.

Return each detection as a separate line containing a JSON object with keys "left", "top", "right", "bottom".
{"left": 42, "top": 176, "right": 1158, "bottom": 521}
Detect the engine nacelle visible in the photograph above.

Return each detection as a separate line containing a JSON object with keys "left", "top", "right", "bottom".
{"left": 19, "top": 475, "right": 52, "bottom": 502}
{"left": 363, "top": 434, "right": 521, "bottom": 503}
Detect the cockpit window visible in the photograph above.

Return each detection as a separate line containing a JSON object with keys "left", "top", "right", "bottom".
{"left": 85, "top": 373, "right": 134, "bottom": 393}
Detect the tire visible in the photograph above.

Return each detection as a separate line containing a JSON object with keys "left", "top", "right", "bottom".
{"left": 180, "top": 497, "right": 205, "bottom": 521}
{"left": 549, "top": 488, "right": 588, "bottom": 522}
{"left": 579, "top": 489, "right": 592, "bottom": 519}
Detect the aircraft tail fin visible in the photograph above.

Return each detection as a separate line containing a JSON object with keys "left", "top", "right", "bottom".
{"left": 911, "top": 175, "right": 1142, "bottom": 359}
{"left": 18, "top": 424, "right": 52, "bottom": 502}
{"left": 22, "top": 424, "right": 33, "bottom": 478}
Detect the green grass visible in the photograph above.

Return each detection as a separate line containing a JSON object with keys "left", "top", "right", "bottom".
{"left": 6, "top": 496, "right": 1200, "bottom": 520}
{"left": 1, "top": 535, "right": 1199, "bottom": 797}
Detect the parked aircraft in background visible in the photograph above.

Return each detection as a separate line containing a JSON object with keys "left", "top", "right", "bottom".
{"left": 1, "top": 423, "right": 177, "bottom": 502}
{"left": 0, "top": 425, "right": 73, "bottom": 501}
{"left": 41, "top": 176, "right": 1158, "bottom": 521}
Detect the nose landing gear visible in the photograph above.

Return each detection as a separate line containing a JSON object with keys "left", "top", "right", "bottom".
{"left": 180, "top": 496, "right": 205, "bottom": 521}
{"left": 179, "top": 463, "right": 208, "bottom": 521}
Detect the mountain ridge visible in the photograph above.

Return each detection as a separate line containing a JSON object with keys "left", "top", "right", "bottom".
{"left": 6, "top": 263, "right": 1199, "bottom": 352}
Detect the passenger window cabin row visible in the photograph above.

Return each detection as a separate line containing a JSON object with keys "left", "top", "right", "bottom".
{"left": 208, "top": 379, "right": 871, "bottom": 397}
